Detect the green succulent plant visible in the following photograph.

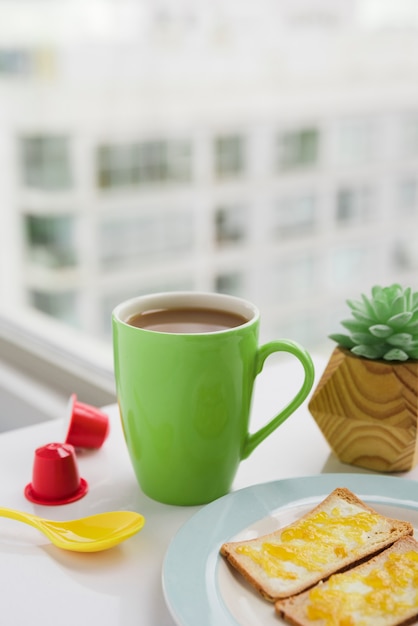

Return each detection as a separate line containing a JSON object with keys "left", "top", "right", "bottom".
{"left": 330, "top": 284, "right": 418, "bottom": 361}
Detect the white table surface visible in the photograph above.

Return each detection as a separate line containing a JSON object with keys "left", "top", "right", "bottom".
{"left": 1, "top": 354, "right": 417, "bottom": 626}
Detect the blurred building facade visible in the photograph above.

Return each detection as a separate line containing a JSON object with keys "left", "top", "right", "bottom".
{"left": 1, "top": 0, "right": 418, "bottom": 349}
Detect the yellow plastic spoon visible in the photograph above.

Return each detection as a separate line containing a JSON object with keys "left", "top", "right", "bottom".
{"left": 0, "top": 507, "right": 145, "bottom": 552}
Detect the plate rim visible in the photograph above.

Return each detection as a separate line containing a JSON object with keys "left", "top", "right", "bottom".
{"left": 162, "top": 473, "right": 418, "bottom": 626}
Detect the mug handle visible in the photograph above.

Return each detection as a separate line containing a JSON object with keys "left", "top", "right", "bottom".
{"left": 241, "top": 340, "right": 315, "bottom": 459}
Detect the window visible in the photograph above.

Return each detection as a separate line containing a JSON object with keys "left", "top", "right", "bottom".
{"left": 0, "top": 48, "right": 54, "bottom": 77}
{"left": 271, "top": 314, "right": 320, "bottom": 350}
{"left": 0, "top": 49, "right": 31, "bottom": 75}
{"left": 215, "top": 205, "right": 247, "bottom": 246}
{"left": 20, "top": 135, "right": 72, "bottom": 189}
{"left": 277, "top": 128, "right": 319, "bottom": 170}
{"left": 399, "top": 114, "right": 418, "bottom": 159}
{"left": 336, "top": 186, "right": 373, "bottom": 225}
{"left": 215, "top": 271, "right": 244, "bottom": 296}
{"left": 274, "top": 194, "right": 316, "bottom": 237}
{"left": 99, "top": 211, "right": 194, "bottom": 268}
{"left": 97, "top": 144, "right": 135, "bottom": 188}
{"left": 97, "top": 139, "right": 192, "bottom": 189}
{"left": 270, "top": 254, "right": 317, "bottom": 302}
{"left": 330, "top": 246, "right": 368, "bottom": 288}
{"left": 336, "top": 118, "right": 377, "bottom": 164}
{"left": 3, "top": 3, "right": 418, "bottom": 425}
{"left": 393, "top": 239, "right": 418, "bottom": 271}
{"left": 397, "top": 179, "right": 418, "bottom": 216}
{"left": 29, "top": 290, "right": 79, "bottom": 327}
{"left": 24, "top": 214, "right": 77, "bottom": 268}
{"left": 214, "top": 135, "right": 245, "bottom": 178}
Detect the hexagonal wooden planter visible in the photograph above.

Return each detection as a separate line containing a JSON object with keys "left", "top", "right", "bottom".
{"left": 308, "top": 347, "right": 418, "bottom": 472}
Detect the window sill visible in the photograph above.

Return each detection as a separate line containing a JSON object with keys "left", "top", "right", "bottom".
{"left": 0, "top": 308, "right": 116, "bottom": 431}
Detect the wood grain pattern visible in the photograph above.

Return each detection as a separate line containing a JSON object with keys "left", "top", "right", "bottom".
{"left": 309, "top": 347, "right": 418, "bottom": 472}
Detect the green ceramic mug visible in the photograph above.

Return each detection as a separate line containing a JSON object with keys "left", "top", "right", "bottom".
{"left": 112, "top": 292, "right": 314, "bottom": 505}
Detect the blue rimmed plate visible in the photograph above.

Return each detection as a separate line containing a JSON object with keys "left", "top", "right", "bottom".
{"left": 162, "top": 473, "right": 418, "bottom": 626}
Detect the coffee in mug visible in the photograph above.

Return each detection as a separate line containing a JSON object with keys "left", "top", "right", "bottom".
{"left": 127, "top": 307, "right": 247, "bottom": 333}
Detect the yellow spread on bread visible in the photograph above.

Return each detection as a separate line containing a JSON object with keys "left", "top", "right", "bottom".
{"left": 221, "top": 487, "right": 415, "bottom": 607}
{"left": 306, "top": 550, "right": 418, "bottom": 626}
{"left": 237, "top": 506, "right": 381, "bottom": 579}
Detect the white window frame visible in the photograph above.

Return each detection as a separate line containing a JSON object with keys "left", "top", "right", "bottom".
{"left": 0, "top": 308, "right": 115, "bottom": 430}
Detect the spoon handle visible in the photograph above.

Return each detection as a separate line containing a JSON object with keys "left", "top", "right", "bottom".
{"left": 0, "top": 507, "right": 42, "bottom": 530}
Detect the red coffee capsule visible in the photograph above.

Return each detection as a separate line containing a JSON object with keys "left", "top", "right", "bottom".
{"left": 25, "top": 442, "right": 88, "bottom": 505}
{"left": 65, "top": 394, "right": 110, "bottom": 449}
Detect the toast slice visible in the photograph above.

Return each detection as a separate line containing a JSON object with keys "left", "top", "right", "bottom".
{"left": 220, "top": 487, "right": 413, "bottom": 601}
{"left": 276, "top": 535, "right": 418, "bottom": 626}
